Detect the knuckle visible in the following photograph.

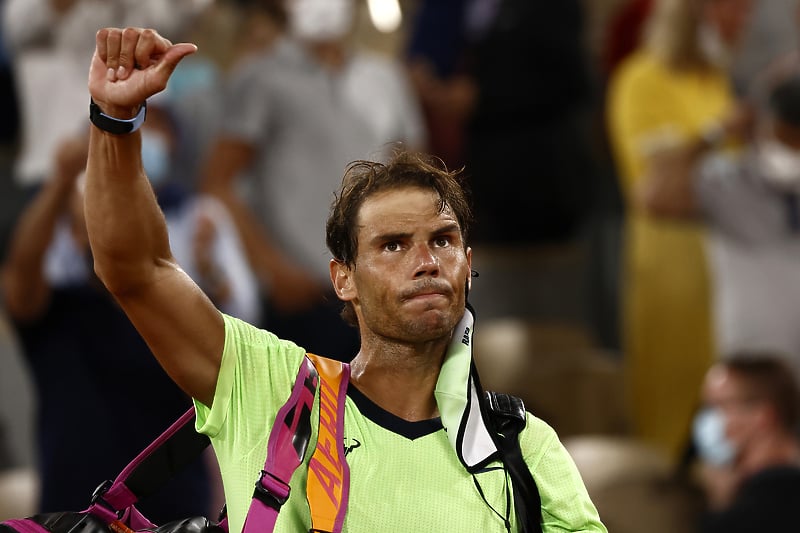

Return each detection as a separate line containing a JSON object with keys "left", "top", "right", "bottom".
{"left": 121, "top": 26, "right": 139, "bottom": 40}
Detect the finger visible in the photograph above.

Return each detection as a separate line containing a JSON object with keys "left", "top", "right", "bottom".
{"left": 96, "top": 28, "right": 110, "bottom": 63}
{"left": 133, "top": 28, "right": 172, "bottom": 73}
{"left": 155, "top": 42, "right": 198, "bottom": 80}
{"left": 117, "top": 27, "right": 141, "bottom": 80}
{"left": 105, "top": 28, "right": 123, "bottom": 80}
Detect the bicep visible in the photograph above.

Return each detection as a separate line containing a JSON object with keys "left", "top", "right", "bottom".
{"left": 114, "top": 259, "right": 225, "bottom": 407}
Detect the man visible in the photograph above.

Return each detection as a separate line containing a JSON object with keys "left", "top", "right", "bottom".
{"left": 200, "top": 0, "right": 425, "bottom": 362}
{"left": 83, "top": 27, "right": 606, "bottom": 532}
{"left": 693, "top": 355, "right": 800, "bottom": 532}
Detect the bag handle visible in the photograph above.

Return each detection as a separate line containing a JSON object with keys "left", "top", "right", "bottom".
{"left": 87, "top": 408, "right": 211, "bottom": 523}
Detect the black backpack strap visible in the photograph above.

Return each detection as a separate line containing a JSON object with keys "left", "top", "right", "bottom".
{"left": 484, "top": 391, "right": 543, "bottom": 533}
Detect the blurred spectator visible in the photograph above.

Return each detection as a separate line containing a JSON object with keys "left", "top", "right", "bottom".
{"left": 201, "top": 0, "right": 425, "bottom": 362}
{"left": 407, "top": 0, "right": 595, "bottom": 245}
{"left": 1, "top": 0, "right": 207, "bottom": 190}
{"left": 730, "top": 0, "right": 798, "bottom": 95}
{"left": 601, "top": 0, "right": 654, "bottom": 80}
{"left": 405, "top": 0, "right": 471, "bottom": 169}
{"left": 0, "top": 97, "right": 258, "bottom": 518}
{"left": 692, "top": 355, "right": 800, "bottom": 532}
{"left": 606, "top": 0, "right": 754, "bottom": 459}
{"left": 637, "top": 63, "right": 800, "bottom": 379}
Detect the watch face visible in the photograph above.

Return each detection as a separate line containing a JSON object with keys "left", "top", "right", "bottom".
{"left": 89, "top": 100, "right": 147, "bottom": 134}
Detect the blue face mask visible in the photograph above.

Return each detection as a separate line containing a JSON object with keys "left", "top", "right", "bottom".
{"left": 692, "top": 407, "right": 736, "bottom": 466}
{"left": 141, "top": 131, "right": 171, "bottom": 187}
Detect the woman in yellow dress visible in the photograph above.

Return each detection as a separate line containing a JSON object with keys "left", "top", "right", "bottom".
{"left": 606, "top": 0, "right": 753, "bottom": 459}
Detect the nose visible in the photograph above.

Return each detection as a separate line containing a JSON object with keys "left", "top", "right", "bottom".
{"left": 412, "top": 243, "right": 439, "bottom": 278}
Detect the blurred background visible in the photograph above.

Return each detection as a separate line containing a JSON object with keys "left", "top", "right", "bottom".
{"left": 2, "top": 0, "right": 800, "bottom": 531}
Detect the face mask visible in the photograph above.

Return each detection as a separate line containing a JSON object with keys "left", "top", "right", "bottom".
{"left": 287, "top": 0, "right": 354, "bottom": 42}
{"left": 692, "top": 407, "right": 736, "bottom": 466}
{"left": 757, "top": 138, "right": 800, "bottom": 191}
{"left": 141, "top": 131, "right": 171, "bottom": 187}
{"left": 698, "top": 22, "right": 732, "bottom": 69}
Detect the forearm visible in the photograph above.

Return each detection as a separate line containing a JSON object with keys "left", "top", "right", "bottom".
{"left": 84, "top": 121, "right": 174, "bottom": 295}
{"left": 1, "top": 174, "right": 73, "bottom": 318}
{"left": 201, "top": 140, "right": 288, "bottom": 283}
{"left": 636, "top": 140, "right": 706, "bottom": 219}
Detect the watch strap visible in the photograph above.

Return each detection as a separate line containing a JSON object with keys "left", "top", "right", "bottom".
{"left": 89, "top": 99, "right": 147, "bottom": 135}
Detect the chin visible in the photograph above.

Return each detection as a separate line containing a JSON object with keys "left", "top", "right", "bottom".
{"left": 406, "top": 309, "right": 460, "bottom": 340}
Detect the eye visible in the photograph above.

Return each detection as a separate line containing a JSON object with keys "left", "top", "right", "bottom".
{"left": 433, "top": 236, "right": 451, "bottom": 247}
{"left": 383, "top": 241, "right": 401, "bottom": 252}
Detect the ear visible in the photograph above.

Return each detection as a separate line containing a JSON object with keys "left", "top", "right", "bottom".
{"left": 330, "top": 259, "right": 356, "bottom": 302}
{"left": 465, "top": 247, "right": 473, "bottom": 292}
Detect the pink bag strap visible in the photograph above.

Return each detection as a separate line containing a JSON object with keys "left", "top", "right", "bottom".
{"left": 242, "top": 354, "right": 350, "bottom": 533}
{"left": 86, "top": 407, "right": 211, "bottom": 526}
{"left": 243, "top": 356, "right": 320, "bottom": 533}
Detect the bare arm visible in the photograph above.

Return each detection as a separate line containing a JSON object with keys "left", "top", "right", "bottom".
{"left": 201, "top": 139, "right": 325, "bottom": 313}
{"left": 635, "top": 140, "right": 705, "bottom": 219}
{"left": 637, "top": 104, "right": 753, "bottom": 219}
{"left": 84, "top": 27, "right": 222, "bottom": 406}
{"left": 1, "top": 135, "right": 86, "bottom": 321}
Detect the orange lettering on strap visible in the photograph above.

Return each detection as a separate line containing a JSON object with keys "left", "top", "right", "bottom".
{"left": 306, "top": 354, "right": 349, "bottom": 532}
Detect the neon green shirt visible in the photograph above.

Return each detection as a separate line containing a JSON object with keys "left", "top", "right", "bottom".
{"left": 195, "top": 314, "right": 606, "bottom": 532}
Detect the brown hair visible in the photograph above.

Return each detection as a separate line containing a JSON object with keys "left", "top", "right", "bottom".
{"left": 325, "top": 148, "right": 473, "bottom": 325}
{"left": 723, "top": 353, "right": 800, "bottom": 432}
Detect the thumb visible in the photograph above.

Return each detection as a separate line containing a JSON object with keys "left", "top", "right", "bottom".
{"left": 157, "top": 43, "right": 198, "bottom": 78}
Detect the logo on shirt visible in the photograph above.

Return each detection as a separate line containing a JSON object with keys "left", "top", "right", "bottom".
{"left": 344, "top": 437, "right": 361, "bottom": 456}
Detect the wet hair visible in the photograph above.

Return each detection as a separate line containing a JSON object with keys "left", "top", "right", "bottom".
{"left": 768, "top": 74, "right": 800, "bottom": 129}
{"left": 325, "top": 148, "right": 473, "bottom": 325}
{"left": 723, "top": 353, "right": 800, "bottom": 433}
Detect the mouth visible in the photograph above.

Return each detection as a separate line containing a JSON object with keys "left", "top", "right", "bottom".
{"left": 401, "top": 283, "right": 453, "bottom": 302}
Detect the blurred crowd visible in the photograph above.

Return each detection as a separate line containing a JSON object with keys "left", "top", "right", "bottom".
{"left": 1, "top": 0, "right": 800, "bottom": 531}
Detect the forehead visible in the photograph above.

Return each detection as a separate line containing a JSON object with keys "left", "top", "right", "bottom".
{"left": 704, "top": 366, "right": 749, "bottom": 401}
{"left": 356, "top": 186, "right": 457, "bottom": 228}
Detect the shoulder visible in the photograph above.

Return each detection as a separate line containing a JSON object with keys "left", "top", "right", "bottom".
{"left": 740, "top": 465, "right": 800, "bottom": 495}
{"left": 609, "top": 51, "right": 665, "bottom": 91}
{"left": 518, "top": 412, "right": 560, "bottom": 464}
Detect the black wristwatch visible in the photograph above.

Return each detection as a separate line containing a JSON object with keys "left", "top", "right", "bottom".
{"left": 89, "top": 98, "right": 147, "bottom": 134}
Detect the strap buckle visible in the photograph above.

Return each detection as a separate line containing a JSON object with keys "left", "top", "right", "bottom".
{"left": 253, "top": 470, "right": 291, "bottom": 510}
{"left": 89, "top": 479, "right": 117, "bottom": 513}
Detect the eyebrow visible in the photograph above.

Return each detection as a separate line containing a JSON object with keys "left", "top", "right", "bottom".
{"left": 369, "top": 223, "right": 462, "bottom": 246}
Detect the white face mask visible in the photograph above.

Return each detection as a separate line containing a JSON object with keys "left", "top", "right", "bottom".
{"left": 692, "top": 407, "right": 736, "bottom": 467}
{"left": 141, "top": 131, "right": 172, "bottom": 187}
{"left": 287, "top": 0, "right": 354, "bottom": 42}
{"left": 757, "top": 138, "right": 800, "bottom": 191}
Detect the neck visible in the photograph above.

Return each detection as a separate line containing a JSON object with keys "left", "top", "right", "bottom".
{"left": 306, "top": 40, "right": 347, "bottom": 71}
{"left": 349, "top": 333, "right": 450, "bottom": 422}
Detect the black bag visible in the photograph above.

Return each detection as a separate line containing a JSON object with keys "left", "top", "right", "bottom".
{"left": 0, "top": 409, "right": 225, "bottom": 533}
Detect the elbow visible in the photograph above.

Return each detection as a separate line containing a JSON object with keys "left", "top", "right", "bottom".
{"left": 635, "top": 183, "right": 699, "bottom": 220}
{"left": 90, "top": 252, "right": 146, "bottom": 298}
{"left": 0, "top": 268, "right": 48, "bottom": 322}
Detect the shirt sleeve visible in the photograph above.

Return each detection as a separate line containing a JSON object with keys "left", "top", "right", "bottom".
{"left": 219, "top": 57, "right": 275, "bottom": 144}
{"left": 522, "top": 415, "right": 608, "bottom": 532}
{"left": 193, "top": 313, "right": 308, "bottom": 533}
